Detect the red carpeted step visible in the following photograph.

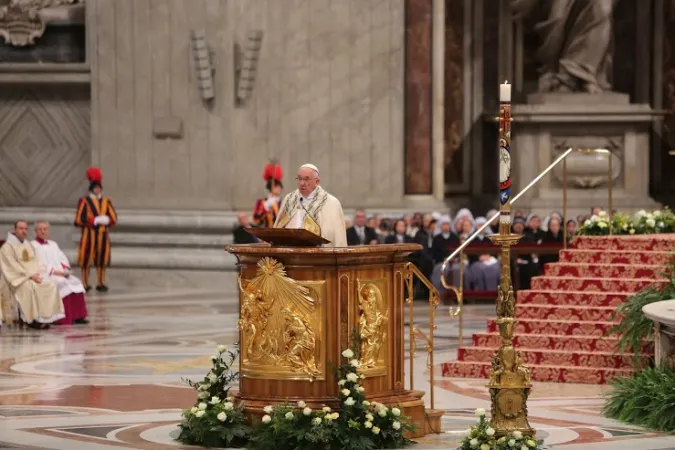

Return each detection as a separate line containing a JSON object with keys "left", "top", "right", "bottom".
{"left": 518, "top": 289, "right": 631, "bottom": 307}
{"left": 440, "top": 360, "right": 632, "bottom": 384}
{"left": 516, "top": 304, "right": 618, "bottom": 322}
{"left": 543, "top": 262, "right": 664, "bottom": 279}
{"left": 471, "top": 332, "right": 654, "bottom": 353}
{"left": 440, "top": 235, "right": 666, "bottom": 384}
{"left": 487, "top": 318, "right": 614, "bottom": 336}
{"left": 530, "top": 276, "right": 665, "bottom": 292}
{"left": 458, "top": 347, "right": 648, "bottom": 370}
{"left": 573, "top": 234, "right": 675, "bottom": 252}
{"left": 559, "top": 249, "right": 672, "bottom": 265}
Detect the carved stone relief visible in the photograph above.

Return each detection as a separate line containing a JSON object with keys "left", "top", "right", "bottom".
{"left": 507, "top": 0, "right": 618, "bottom": 94}
{"left": 551, "top": 137, "right": 622, "bottom": 188}
{"left": 0, "top": 0, "right": 81, "bottom": 47}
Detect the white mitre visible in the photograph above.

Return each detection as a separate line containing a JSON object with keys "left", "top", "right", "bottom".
{"left": 300, "top": 163, "right": 320, "bottom": 175}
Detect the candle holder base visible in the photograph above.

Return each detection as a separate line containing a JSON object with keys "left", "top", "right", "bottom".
{"left": 489, "top": 387, "right": 535, "bottom": 438}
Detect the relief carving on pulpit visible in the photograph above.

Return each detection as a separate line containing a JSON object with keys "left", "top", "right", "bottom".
{"left": 0, "top": 0, "right": 82, "bottom": 47}
{"left": 237, "top": 257, "right": 326, "bottom": 381}
{"left": 356, "top": 279, "right": 389, "bottom": 376}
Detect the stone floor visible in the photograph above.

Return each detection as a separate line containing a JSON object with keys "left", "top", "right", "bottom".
{"left": 0, "top": 278, "right": 674, "bottom": 450}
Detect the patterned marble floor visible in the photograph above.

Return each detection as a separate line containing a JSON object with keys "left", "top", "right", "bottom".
{"left": 0, "top": 277, "right": 673, "bottom": 450}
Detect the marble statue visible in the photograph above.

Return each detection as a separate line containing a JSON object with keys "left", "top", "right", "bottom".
{"left": 509, "top": 0, "right": 618, "bottom": 93}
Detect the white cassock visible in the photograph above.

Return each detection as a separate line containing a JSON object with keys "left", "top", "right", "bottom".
{"left": 0, "top": 233, "right": 65, "bottom": 324}
{"left": 32, "top": 239, "right": 86, "bottom": 298}
{"left": 274, "top": 186, "right": 348, "bottom": 247}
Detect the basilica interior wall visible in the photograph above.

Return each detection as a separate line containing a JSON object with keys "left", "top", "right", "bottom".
{"left": 89, "top": 0, "right": 405, "bottom": 211}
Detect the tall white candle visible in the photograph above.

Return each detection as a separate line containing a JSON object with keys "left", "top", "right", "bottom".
{"left": 500, "top": 81, "right": 511, "bottom": 103}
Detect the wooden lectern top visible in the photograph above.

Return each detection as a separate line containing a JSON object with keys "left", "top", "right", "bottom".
{"left": 244, "top": 227, "right": 330, "bottom": 247}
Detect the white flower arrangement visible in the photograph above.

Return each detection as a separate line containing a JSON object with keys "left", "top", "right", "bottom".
{"left": 457, "top": 408, "right": 546, "bottom": 450}
{"left": 578, "top": 208, "right": 675, "bottom": 236}
{"left": 177, "top": 345, "right": 250, "bottom": 448}
{"left": 249, "top": 338, "right": 415, "bottom": 450}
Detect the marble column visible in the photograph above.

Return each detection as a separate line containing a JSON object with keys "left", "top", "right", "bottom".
{"left": 431, "top": 0, "right": 445, "bottom": 201}
{"left": 404, "top": 0, "right": 432, "bottom": 195}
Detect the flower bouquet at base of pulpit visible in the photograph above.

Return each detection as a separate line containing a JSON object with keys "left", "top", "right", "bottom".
{"left": 456, "top": 409, "right": 546, "bottom": 450}
{"left": 176, "top": 345, "right": 251, "bottom": 448}
{"left": 248, "top": 342, "right": 415, "bottom": 450}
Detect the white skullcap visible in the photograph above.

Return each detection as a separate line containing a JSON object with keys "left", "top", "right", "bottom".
{"left": 300, "top": 163, "right": 319, "bottom": 175}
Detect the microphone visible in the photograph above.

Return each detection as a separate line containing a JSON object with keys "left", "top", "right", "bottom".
{"left": 300, "top": 198, "right": 322, "bottom": 236}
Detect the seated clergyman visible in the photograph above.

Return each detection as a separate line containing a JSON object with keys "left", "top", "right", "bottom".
{"left": 0, "top": 220, "right": 65, "bottom": 329}
{"left": 32, "top": 221, "right": 89, "bottom": 325}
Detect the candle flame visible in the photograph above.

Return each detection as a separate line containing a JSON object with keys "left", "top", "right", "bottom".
{"left": 503, "top": 80, "right": 509, "bottom": 84}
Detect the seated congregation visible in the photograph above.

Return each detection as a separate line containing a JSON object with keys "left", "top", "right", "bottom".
{"left": 0, "top": 220, "right": 88, "bottom": 330}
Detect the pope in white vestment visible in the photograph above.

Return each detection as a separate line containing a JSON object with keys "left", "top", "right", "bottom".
{"left": 32, "top": 221, "right": 88, "bottom": 325}
{"left": 274, "top": 163, "right": 347, "bottom": 247}
{"left": 0, "top": 222, "right": 64, "bottom": 328}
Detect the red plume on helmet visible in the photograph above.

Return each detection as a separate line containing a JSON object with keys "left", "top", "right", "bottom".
{"left": 86, "top": 167, "right": 103, "bottom": 182}
{"left": 262, "top": 163, "right": 282, "bottom": 183}
{"left": 262, "top": 160, "right": 283, "bottom": 191}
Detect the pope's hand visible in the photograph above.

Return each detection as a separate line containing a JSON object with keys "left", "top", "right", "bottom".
{"left": 30, "top": 273, "right": 42, "bottom": 283}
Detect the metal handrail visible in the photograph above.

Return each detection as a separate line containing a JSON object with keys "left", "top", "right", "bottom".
{"left": 562, "top": 148, "right": 613, "bottom": 247}
{"left": 440, "top": 147, "right": 574, "bottom": 288}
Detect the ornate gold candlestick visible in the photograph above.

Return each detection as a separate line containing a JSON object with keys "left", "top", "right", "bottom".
{"left": 487, "top": 82, "right": 534, "bottom": 437}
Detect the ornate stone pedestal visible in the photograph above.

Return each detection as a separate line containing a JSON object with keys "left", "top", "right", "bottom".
{"left": 512, "top": 93, "right": 659, "bottom": 216}
{"left": 642, "top": 300, "right": 675, "bottom": 368}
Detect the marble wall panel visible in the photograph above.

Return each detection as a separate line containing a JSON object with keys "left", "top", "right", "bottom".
{"left": 655, "top": 0, "right": 675, "bottom": 193}
{"left": 444, "top": 0, "right": 464, "bottom": 187}
{"left": 90, "top": 0, "right": 405, "bottom": 210}
{"left": 404, "top": 0, "right": 432, "bottom": 195}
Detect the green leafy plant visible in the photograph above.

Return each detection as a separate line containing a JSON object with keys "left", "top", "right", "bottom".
{"left": 456, "top": 409, "right": 546, "bottom": 450}
{"left": 176, "top": 345, "right": 251, "bottom": 448}
{"left": 248, "top": 331, "right": 415, "bottom": 450}
{"left": 603, "top": 365, "right": 675, "bottom": 432}
{"left": 247, "top": 401, "right": 343, "bottom": 450}
{"left": 609, "top": 259, "right": 675, "bottom": 364}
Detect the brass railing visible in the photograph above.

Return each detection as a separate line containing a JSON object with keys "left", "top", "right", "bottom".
{"left": 562, "top": 148, "right": 613, "bottom": 248}
{"left": 440, "top": 147, "right": 614, "bottom": 345}
{"left": 403, "top": 262, "right": 440, "bottom": 410}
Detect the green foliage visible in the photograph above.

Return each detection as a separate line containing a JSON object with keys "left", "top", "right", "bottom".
{"left": 577, "top": 208, "right": 675, "bottom": 236}
{"left": 456, "top": 410, "right": 546, "bottom": 450}
{"left": 246, "top": 402, "right": 344, "bottom": 450}
{"left": 176, "top": 345, "right": 252, "bottom": 448}
{"left": 603, "top": 365, "right": 675, "bottom": 433}
{"left": 609, "top": 259, "right": 675, "bottom": 364}
{"left": 248, "top": 331, "right": 416, "bottom": 450}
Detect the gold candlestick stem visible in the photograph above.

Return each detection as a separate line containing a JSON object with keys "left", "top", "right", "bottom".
{"left": 488, "top": 93, "right": 534, "bottom": 437}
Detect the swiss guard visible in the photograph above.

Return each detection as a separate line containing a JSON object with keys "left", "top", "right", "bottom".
{"left": 73, "top": 167, "right": 118, "bottom": 292}
{"left": 252, "top": 161, "right": 283, "bottom": 228}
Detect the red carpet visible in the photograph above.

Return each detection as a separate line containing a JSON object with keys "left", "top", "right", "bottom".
{"left": 440, "top": 234, "right": 674, "bottom": 384}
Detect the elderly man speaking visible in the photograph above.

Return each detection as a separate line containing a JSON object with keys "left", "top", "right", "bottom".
{"left": 274, "top": 164, "right": 347, "bottom": 247}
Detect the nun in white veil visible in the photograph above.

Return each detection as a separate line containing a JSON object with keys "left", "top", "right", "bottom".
{"left": 432, "top": 209, "right": 474, "bottom": 294}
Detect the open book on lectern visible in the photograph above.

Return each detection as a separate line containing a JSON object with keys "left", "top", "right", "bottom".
{"left": 244, "top": 228, "right": 330, "bottom": 247}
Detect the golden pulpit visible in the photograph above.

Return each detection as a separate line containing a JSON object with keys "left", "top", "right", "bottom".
{"left": 226, "top": 235, "right": 434, "bottom": 437}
